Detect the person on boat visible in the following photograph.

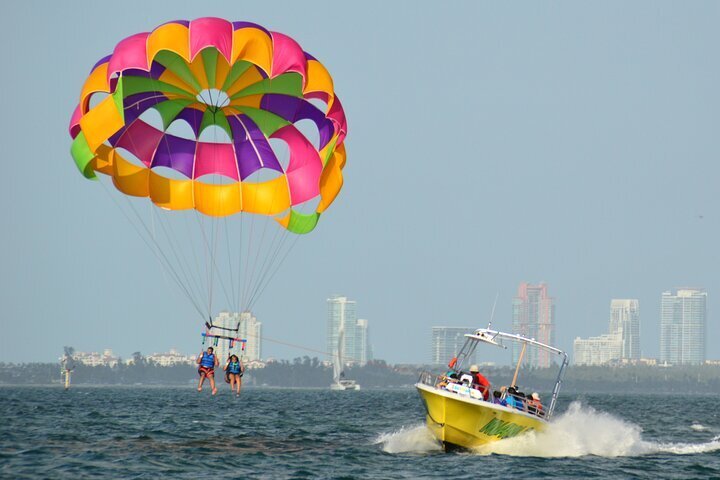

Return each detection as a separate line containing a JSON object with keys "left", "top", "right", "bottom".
{"left": 527, "top": 392, "right": 543, "bottom": 416}
{"left": 469, "top": 365, "right": 490, "bottom": 400}
{"left": 492, "top": 390, "right": 507, "bottom": 406}
{"left": 438, "top": 370, "right": 456, "bottom": 389}
{"left": 197, "top": 347, "right": 219, "bottom": 395}
{"left": 459, "top": 371, "right": 474, "bottom": 386}
{"left": 516, "top": 391, "right": 528, "bottom": 412}
{"left": 505, "top": 386, "right": 523, "bottom": 410}
{"left": 224, "top": 354, "right": 244, "bottom": 396}
{"left": 443, "top": 370, "right": 459, "bottom": 383}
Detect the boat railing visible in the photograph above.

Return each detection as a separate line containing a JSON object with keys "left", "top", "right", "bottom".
{"left": 418, "top": 370, "right": 442, "bottom": 388}
{"left": 417, "top": 370, "right": 547, "bottom": 420}
{"left": 502, "top": 392, "right": 546, "bottom": 419}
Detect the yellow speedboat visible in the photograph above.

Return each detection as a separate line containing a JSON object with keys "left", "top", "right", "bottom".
{"left": 416, "top": 328, "right": 568, "bottom": 451}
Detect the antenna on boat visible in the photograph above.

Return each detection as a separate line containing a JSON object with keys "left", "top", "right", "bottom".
{"left": 487, "top": 292, "right": 499, "bottom": 329}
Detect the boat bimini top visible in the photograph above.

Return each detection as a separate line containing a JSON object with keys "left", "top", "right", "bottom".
{"left": 452, "top": 327, "right": 569, "bottom": 419}
{"left": 469, "top": 328, "right": 566, "bottom": 356}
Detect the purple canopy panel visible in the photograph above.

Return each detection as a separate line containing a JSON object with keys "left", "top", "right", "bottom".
{"left": 260, "top": 94, "right": 334, "bottom": 149}
{"left": 234, "top": 140, "right": 283, "bottom": 179}
{"left": 122, "top": 61, "right": 166, "bottom": 79}
{"left": 151, "top": 134, "right": 197, "bottom": 178}
{"left": 122, "top": 92, "right": 168, "bottom": 126}
{"left": 108, "top": 128, "right": 125, "bottom": 147}
{"left": 228, "top": 115, "right": 282, "bottom": 179}
{"left": 172, "top": 108, "right": 204, "bottom": 137}
{"left": 115, "top": 120, "right": 165, "bottom": 166}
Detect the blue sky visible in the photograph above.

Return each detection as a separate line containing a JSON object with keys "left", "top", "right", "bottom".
{"left": 1, "top": 1, "right": 719, "bottom": 363}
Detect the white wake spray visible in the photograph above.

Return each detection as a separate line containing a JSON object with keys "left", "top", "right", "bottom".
{"left": 374, "top": 424, "right": 442, "bottom": 454}
{"left": 377, "top": 402, "right": 720, "bottom": 457}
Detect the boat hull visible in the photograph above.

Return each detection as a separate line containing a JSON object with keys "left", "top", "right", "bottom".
{"left": 330, "top": 381, "right": 360, "bottom": 391}
{"left": 416, "top": 383, "right": 545, "bottom": 450}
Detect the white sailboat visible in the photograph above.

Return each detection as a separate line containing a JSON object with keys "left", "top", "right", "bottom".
{"left": 330, "top": 312, "right": 360, "bottom": 391}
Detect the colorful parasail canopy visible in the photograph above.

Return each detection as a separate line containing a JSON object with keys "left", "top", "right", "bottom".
{"left": 69, "top": 18, "right": 347, "bottom": 234}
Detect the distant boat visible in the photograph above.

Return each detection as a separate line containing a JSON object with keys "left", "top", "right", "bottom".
{"left": 330, "top": 315, "right": 360, "bottom": 391}
{"left": 416, "top": 328, "right": 568, "bottom": 450}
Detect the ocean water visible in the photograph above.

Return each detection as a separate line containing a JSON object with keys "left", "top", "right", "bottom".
{"left": 1, "top": 386, "right": 719, "bottom": 479}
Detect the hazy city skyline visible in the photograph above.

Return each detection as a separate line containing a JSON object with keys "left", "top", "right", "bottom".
{"left": 2, "top": 2, "right": 719, "bottom": 364}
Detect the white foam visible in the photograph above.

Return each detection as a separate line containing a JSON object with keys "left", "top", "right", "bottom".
{"left": 474, "top": 402, "right": 720, "bottom": 458}
{"left": 691, "top": 423, "right": 709, "bottom": 432}
{"left": 374, "top": 424, "right": 442, "bottom": 454}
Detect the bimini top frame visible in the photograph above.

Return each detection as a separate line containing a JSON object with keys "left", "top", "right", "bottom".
{"left": 468, "top": 328, "right": 566, "bottom": 355}
{"left": 453, "top": 327, "right": 569, "bottom": 419}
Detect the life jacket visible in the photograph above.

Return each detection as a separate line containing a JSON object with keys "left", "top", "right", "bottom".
{"left": 228, "top": 361, "right": 241, "bottom": 374}
{"left": 528, "top": 398, "right": 543, "bottom": 411}
{"left": 200, "top": 352, "right": 215, "bottom": 368}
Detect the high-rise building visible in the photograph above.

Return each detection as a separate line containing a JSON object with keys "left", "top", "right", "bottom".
{"left": 574, "top": 299, "right": 641, "bottom": 365}
{"left": 512, "top": 283, "right": 555, "bottom": 368}
{"left": 347, "top": 318, "right": 371, "bottom": 365}
{"left": 210, "top": 311, "right": 262, "bottom": 362}
{"left": 660, "top": 289, "right": 707, "bottom": 365}
{"left": 327, "top": 295, "right": 370, "bottom": 366}
{"left": 573, "top": 334, "right": 622, "bottom": 366}
{"left": 610, "top": 299, "right": 640, "bottom": 360}
{"left": 431, "top": 327, "right": 477, "bottom": 365}
{"left": 238, "top": 311, "right": 262, "bottom": 362}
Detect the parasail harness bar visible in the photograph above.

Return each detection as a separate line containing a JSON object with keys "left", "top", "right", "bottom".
{"left": 201, "top": 332, "right": 247, "bottom": 351}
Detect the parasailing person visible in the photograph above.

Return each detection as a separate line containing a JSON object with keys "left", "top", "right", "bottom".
{"left": 197, "top": 347, "right": 219, "bottom": 395}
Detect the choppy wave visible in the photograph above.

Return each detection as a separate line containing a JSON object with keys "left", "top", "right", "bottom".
{"left": 378, "top": 402, "right": 720, "bottom": 458}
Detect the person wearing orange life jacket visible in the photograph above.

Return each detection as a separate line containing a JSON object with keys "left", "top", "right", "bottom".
{"left": 527, "top": 392, "right": 544, "bottom": 416}
{"left": 469, "top": 364, "right": 490, "bottom": 401}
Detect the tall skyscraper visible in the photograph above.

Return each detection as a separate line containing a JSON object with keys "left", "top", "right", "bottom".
{"left": 610, "top": 299, "right": 640, "bottom": 360}
{"left": 327, "top": 295, "right": 370, "bottom": 366}
{"left": 512, "top": 282, "right": 555, "bottom": 368}
{"left": 347, "top": 319, "right": 371, "bottom": 365}
{"left": 210, "top": 311, "right": 262, "bottom": 362}
{"left": 238, "top": 311, "right": 262, "bottom": 362}
{"left": 660, "top": 288, "right": 707, "bottom": 365}
{"left": 431, "top": 327, "right": 476, "bottom": 365}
